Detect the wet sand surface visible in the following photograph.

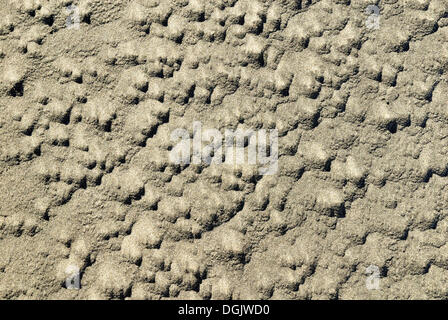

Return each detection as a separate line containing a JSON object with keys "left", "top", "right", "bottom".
{"left": 1, "top": 0, "right": 448, "bottom": 299}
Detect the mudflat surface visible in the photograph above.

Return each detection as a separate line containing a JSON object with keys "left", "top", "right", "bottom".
{"left": 1, "top": 0, "right": 448, "bottom": 300}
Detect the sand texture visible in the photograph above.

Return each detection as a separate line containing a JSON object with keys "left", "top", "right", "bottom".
{"left": 1, "top": 0, "right": 448, "bottom": 300}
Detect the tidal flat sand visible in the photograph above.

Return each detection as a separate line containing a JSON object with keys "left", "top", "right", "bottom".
{"left": 1, "top": 0, "right": 448, "bottom": 300}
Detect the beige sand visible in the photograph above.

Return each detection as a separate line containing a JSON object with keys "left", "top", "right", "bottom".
{"left": 1, "top": 0, "right": 448, "bottom": 300}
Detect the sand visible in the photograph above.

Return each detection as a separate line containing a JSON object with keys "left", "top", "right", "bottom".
{"left": 0, "top": 0, "right": 448, "bottom": 300}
